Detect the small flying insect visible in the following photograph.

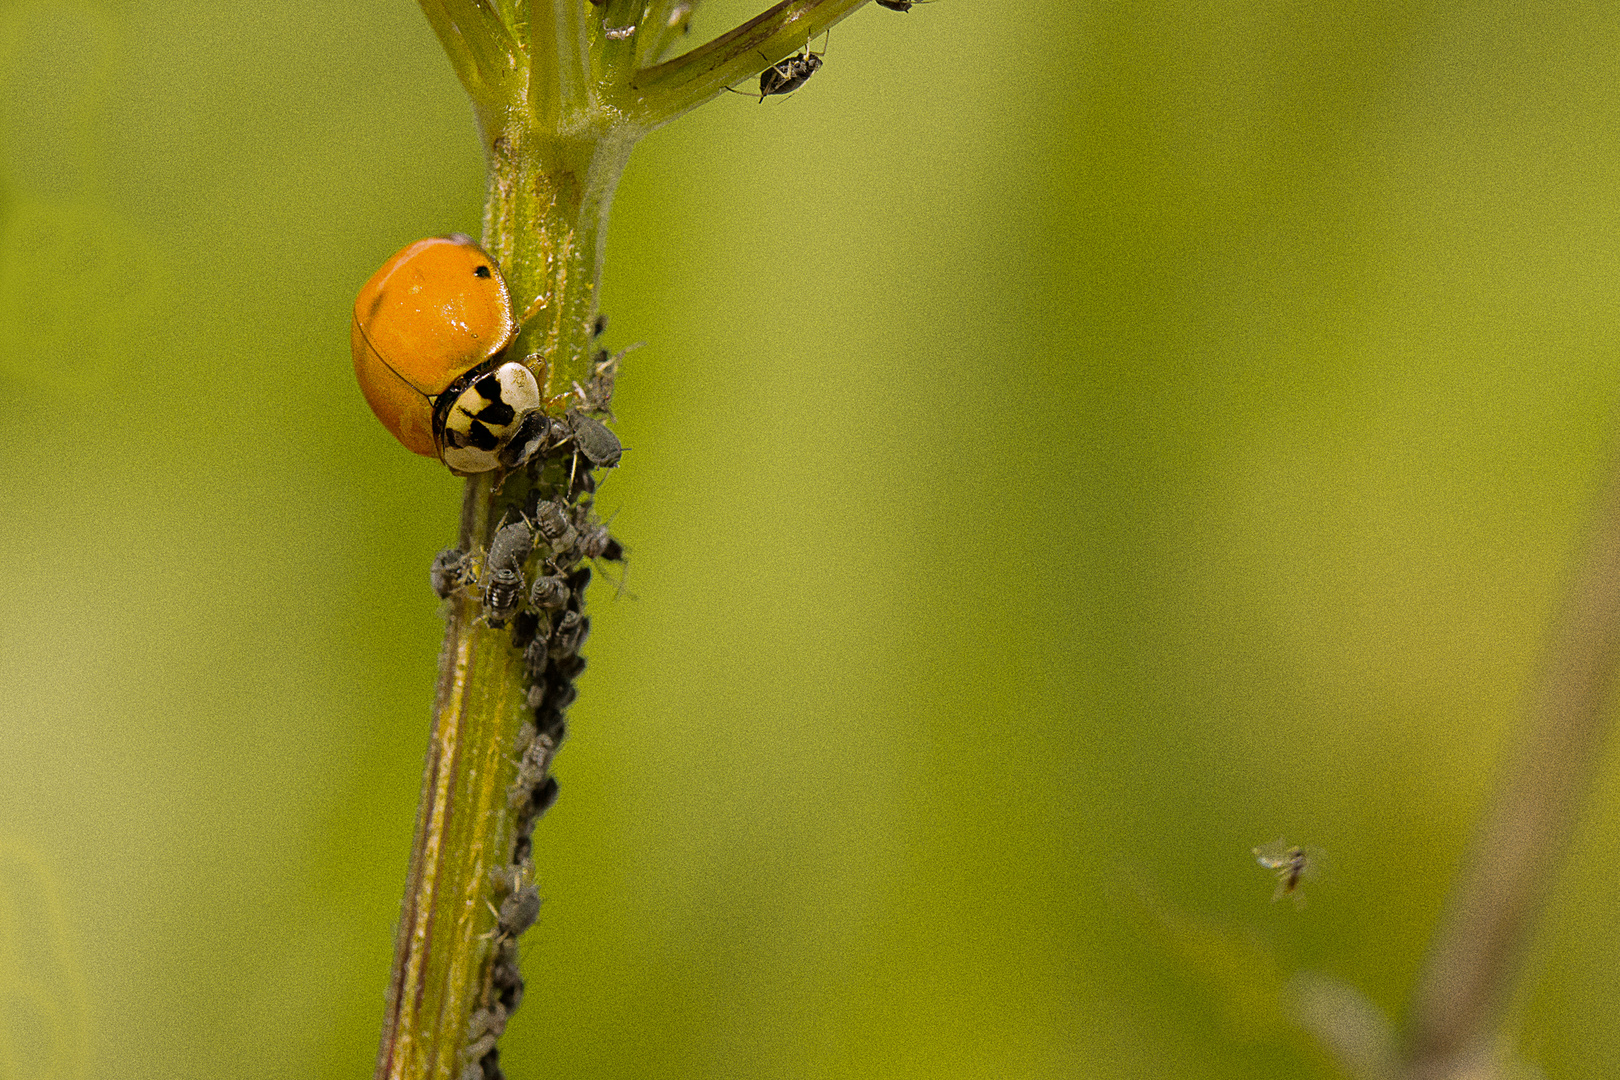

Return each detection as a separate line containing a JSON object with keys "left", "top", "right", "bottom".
{"left": 875, "top": 0, "right": 935, "bottom": 10}
{"left": 1253, "top": 839, "right": 1322, "bottom": 905}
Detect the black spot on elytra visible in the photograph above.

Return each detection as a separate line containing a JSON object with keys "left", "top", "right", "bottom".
{"left": 475, "top": 264, "right": 493, "bottom": 278}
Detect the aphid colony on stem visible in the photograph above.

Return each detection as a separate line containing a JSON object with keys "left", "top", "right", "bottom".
{"left": 438, "top": 499, "right": 609, "bottom": 1080}
{"left": 426, "top": 471, "right": 621, "bottom": 1080}
{"left": 354, "top": 233, "right": 627, "bottom": 1080}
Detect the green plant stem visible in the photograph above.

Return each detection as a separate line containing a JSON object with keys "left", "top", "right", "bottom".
{"left": 530, "top": 0, "right": 592, "bottom": 132}
{"left": 378, "top": 3, "right": 879, "bottom": 1075}
{"left": 484, "top": 128, "right": 638, "bottom": 392}
{"left": 417, "top": 0, "right": 526, "bottom": 138}
{"left": 375, "top": 124, "right": 633, "bottom": 1080}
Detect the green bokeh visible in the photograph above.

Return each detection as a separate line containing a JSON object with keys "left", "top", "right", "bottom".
{"left": 3, "top": 0, "right": 1620, "bottom": 1076}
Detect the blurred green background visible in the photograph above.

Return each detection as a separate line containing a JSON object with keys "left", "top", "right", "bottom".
{"left": 4, "top": 0, "right": 1620, "bottom": 1076}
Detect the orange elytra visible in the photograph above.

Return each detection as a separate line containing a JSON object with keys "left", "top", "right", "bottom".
{"left": 351, "top": 234, "right": 521, "bottom": 462}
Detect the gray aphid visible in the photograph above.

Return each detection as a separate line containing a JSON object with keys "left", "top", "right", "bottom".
{"left": 482, "top": 567, "right": 524, "bottom": 627}
{"left": 531, "top": 500, "right": 578, "bottom": 556}
{"left": 498, "top": 884, "right": 542, "bottom": 937}
{"left": 486, "top": 521, "right": 534, "bottom": 572}
{"left": 566, "top": 410, "right": 622, "bottom": 468}
{"left": 431, "top": 549, "right": 468, "bottom": 599}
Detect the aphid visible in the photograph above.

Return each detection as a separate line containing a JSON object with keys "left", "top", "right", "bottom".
{"left": 486, "top": 520, "right": 534, "bottom": 572}
{"left": 572, "top": 342, "right": 641, "bottom": 418}
{"left": 875, "top": 0, "right": 934, "bottom": 10}
{"left": 498, "top": 883, "right": 542, "bottom": 937}
{"left": 459, "top": 1045, "right": 496, "bottom": 1079}
{"left": 514, "top": 731, "right": 556, "bottom": 791}
{"left": 573, "top": 352, "right": 617, "bottom": 416}
{"left": 549, "top": 610, "right": 589, "bottom": 658}
{"left": 530, "top": 573, "right": 571, "bottom": 610}
{"left": 533, "top": 707, "right": 567, "bottom": 745}
{"left": 491, "top": 949, "right": 524, "bottom": 1012}
{"left": 431, "top": 549, "right": 469, "bottom": 599}
{"left": 532, "top": 500, "right": 579, "bottom": 557}
{"left": 522, "top": 633, "right": 551, "bottom": 678}
{"left": 531, "top": 775, "right": 560, "bottom": 817}
{"left": 1253, "top": 839, "right": 1322, "bottom": 903}
{"left": 508, "top": 608, "right": 543, "bottom": 650}
{"left": 565, "top": 410, "right": 623, "bottom": 469}
{"left": 467, "top": 1004, "right": 508, "bottom": 1043}
{"left": 352, "top": 235, "right": 547, "bottom": 474}
{"left": 548, "top": 681, "right": 580, "bottom": 710}
{"left": 592, "top": 312, "right": 608, "bottom": 338}
{"left": 576, "top": 517, "right": 624, "bottom": 563}
{"left": 753, "top": 35, "right": 826, "bottom": 103}
{"left": 567, "top": 462, "right": 598, "bottom": 501}
{"left": 482, "top": 566, "right": 525, "bottom": 627}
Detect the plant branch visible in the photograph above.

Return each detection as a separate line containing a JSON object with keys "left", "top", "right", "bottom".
{"left": 1403, "top": 446, "right": 1620, "bottom": 1079}
{"left": 376, "top": 2, "right": 896, "bottom": 1075}
{"left": 627, "top": 0, "right": 871, "bottom": 128}
{"left": 377, "top": 120, "right": 632, "bottom": 1080}
{"left": 594, "top": 0, "right": 645, "bottom": 85}
{"left": 530, "top": 0, "right": 593, "bottom": 133}
{"left": 417, "top": 0, "right": 526, "bottom": 134}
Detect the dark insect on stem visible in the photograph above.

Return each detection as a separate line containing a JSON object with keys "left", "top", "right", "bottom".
{"left": 482, "top": 566, "right": 524, "bottom": 627}
{"left": 430, "top": 549, "right": 469, "bottom": 599}
{"left": 875, "top": 0, "right": 934, "bottom": 9}
{"left": 727, "top": 34, "right": 828, "bottom": 104}
{"left": 531, "top": 499, "right": 578, "bottom": 558}
{"left": 486, "top": 520, "right": 534, "bottom": 572}
{"left": 566, "top": 411, "right": 623, "bottom": 469}
{"left": 529, "top": 573, "right": 571, "bottom": 610}
{"left": 757, "top": 35, "right": 825, "bottom": 103}
{"left": 497, "top": 883, "right": 542, "bottom": 938}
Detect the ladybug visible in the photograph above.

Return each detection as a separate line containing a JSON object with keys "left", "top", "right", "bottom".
{"left": 352, "top": 234, "right": 544, "bottom": 474}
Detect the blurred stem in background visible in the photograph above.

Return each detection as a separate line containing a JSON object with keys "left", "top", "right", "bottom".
{"left": 1400, "top": 445, "right": 1620, "bottom": 1080}
{"left": 1293, "top": 445, "right": 1620, "bottom": 1080}
{"left": 374, "top": 2, "right": 871, "bottom": 1078}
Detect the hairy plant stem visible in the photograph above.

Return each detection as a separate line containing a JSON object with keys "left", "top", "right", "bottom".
{"left": 375, "top": 125, "right": 634, "bottom": 1080}
{"left": 377, "top": 3, "right": 880, "bottom": 1075}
